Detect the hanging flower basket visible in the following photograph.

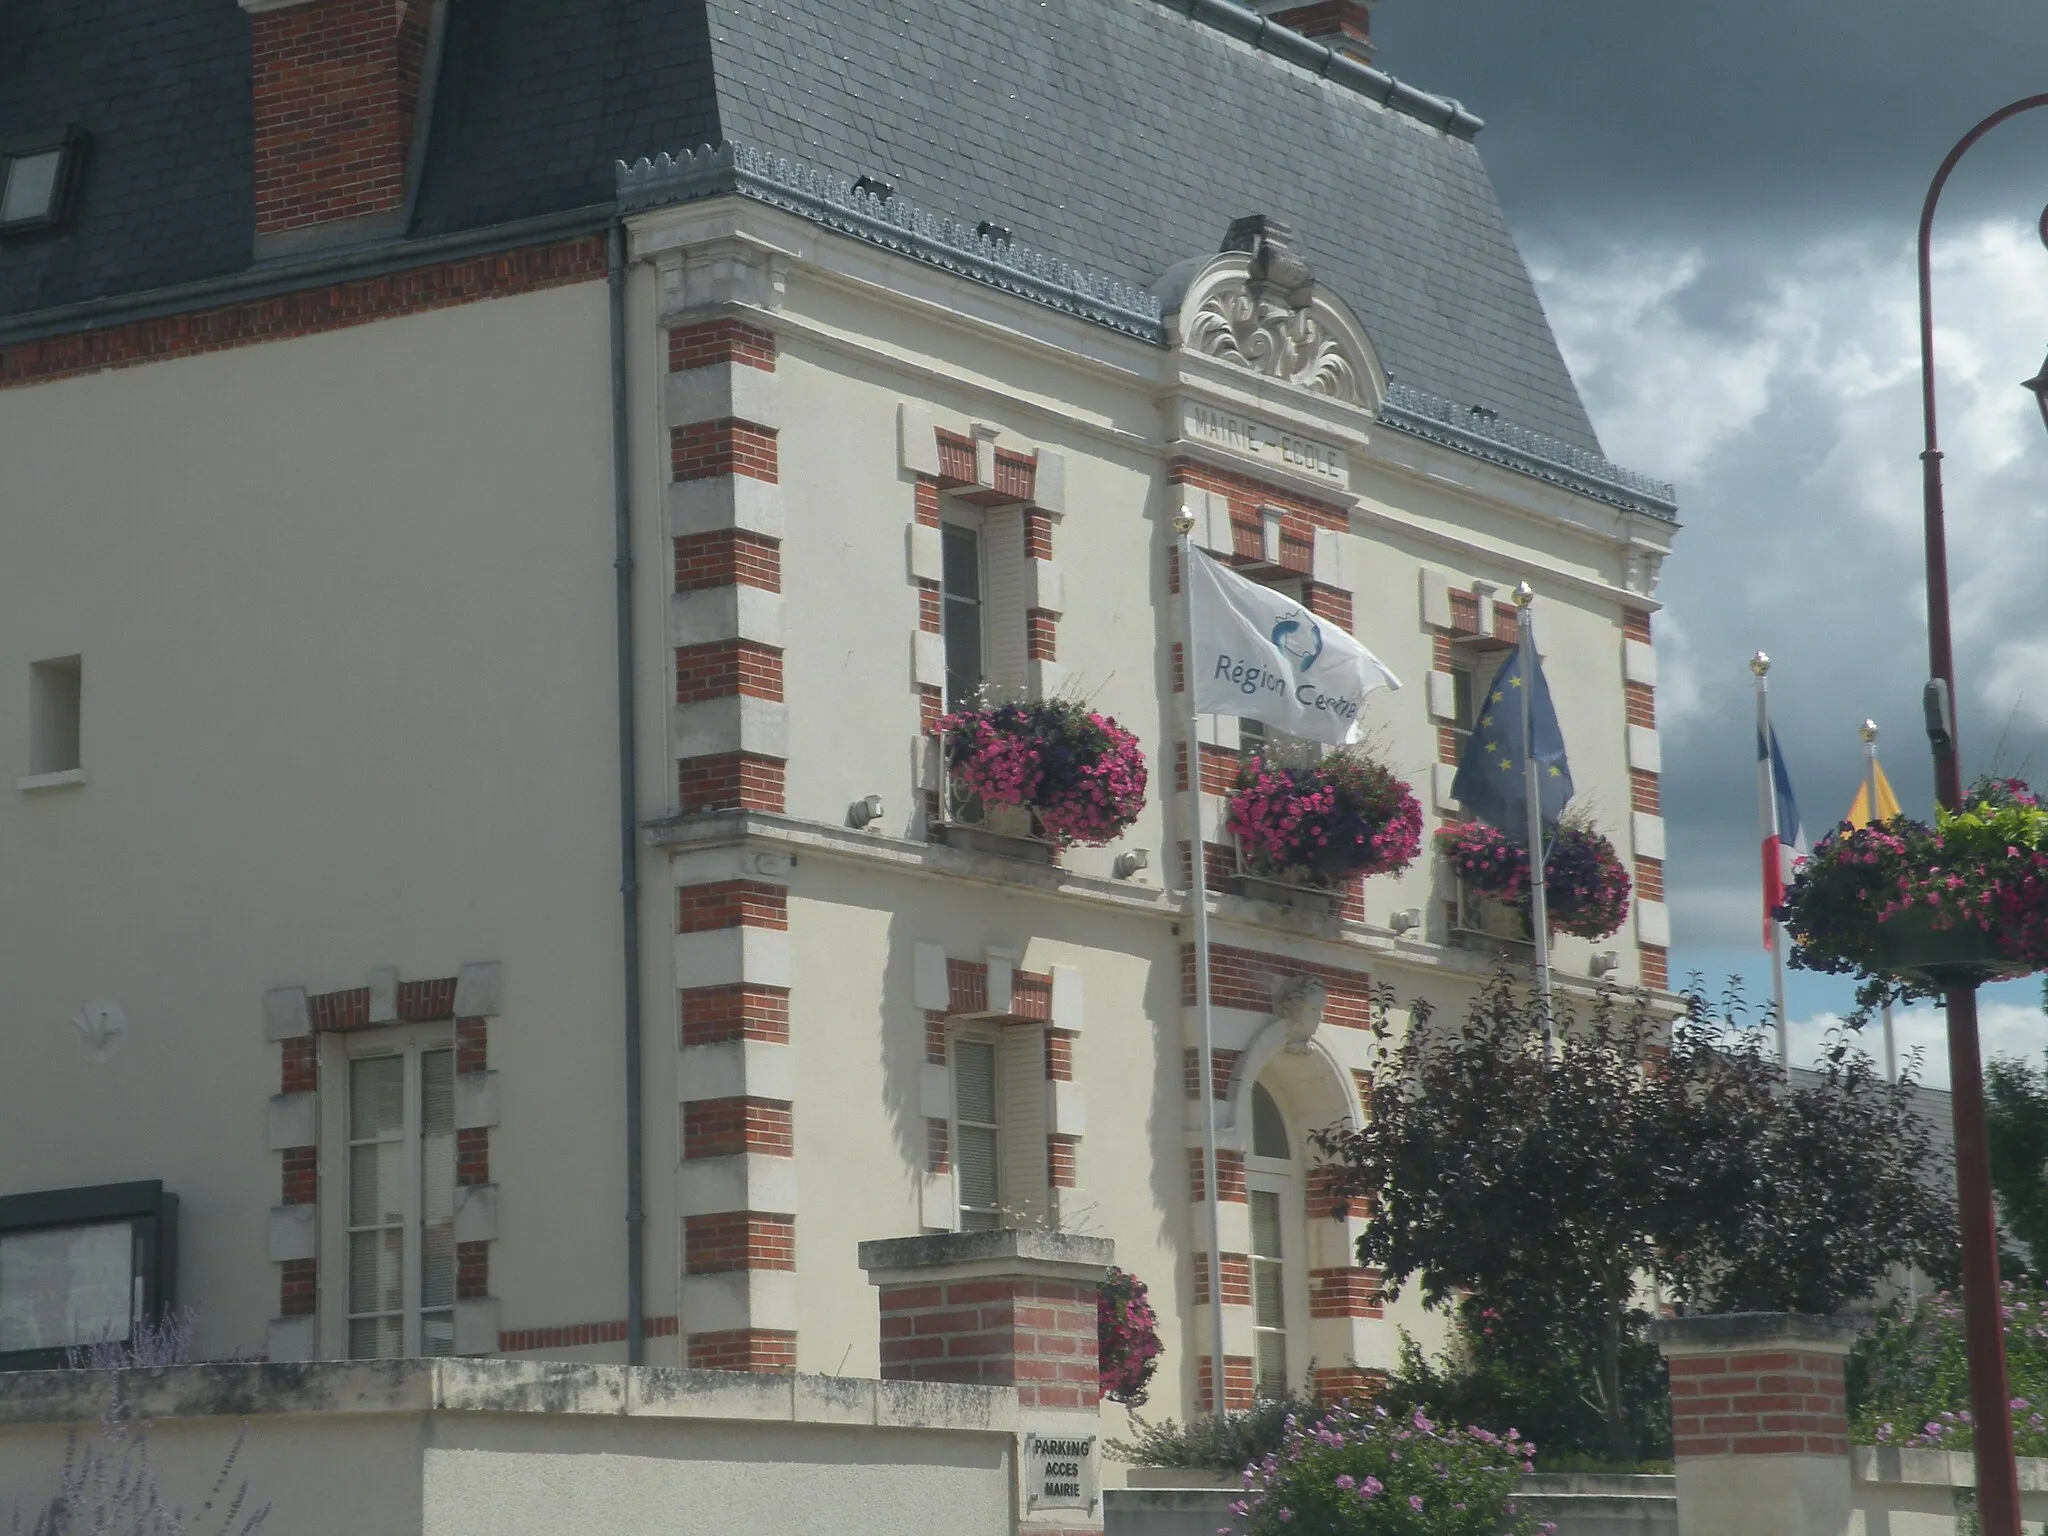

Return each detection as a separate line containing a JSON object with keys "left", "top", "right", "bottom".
{"left": 1097, "top": 1266, "right": 1163, "bottom": 1407}
{"left": 938, "top": 699, "right": 1148, "bottom": 848}
{"left": 1433, "top": 819, "right": 1633, "bottom": 941}
{"left": 1225, "top": 750, "right": 1424, "bottom": 888}
{"left": 1780, "top": 776, "right": 2048, "bottom": 994}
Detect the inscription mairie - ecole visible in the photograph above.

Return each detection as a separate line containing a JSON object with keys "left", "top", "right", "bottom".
{"left": 1183, "top": 402, "right": 1346, "bottom": 483}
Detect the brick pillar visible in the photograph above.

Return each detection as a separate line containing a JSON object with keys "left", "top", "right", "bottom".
{"left": 1650, "top": 1313, "right": 1855, "bottom": 1536}
{"left": 860, "top": 1230, "right": 1112, "bottom": 1531}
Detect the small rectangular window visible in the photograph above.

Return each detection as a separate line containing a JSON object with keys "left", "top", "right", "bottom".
{"left": 941, "top": 523, "right": 984, "bottom": 709}
{"left": 0, "top": 129, "right": 86, "bottom": 236}
{"left": 29, "top": 656, "right": 82, "bottom": 776}
{"left": 953, "top": 1037, "right": 1001, "bottom": 1231}
{"left": 346, "top": 1044, "right": 456, "bottom": 1358}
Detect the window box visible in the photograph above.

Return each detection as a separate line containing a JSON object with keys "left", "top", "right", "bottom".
{"left": 0, "top": 1181, "right": 177, "bottom": 1371}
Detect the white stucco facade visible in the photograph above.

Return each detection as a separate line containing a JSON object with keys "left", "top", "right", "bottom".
{"left": 0, "top": 171, "right": 1676, "bottom": 1436}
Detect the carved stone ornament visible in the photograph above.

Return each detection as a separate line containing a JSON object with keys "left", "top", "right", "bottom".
{"left": 1625, "top": 546, "right": 1665, "bottom": 598}
{"left": 1271, "top": 974, "right": 1329, "bottom": 1053}
{"left": 1165, "top": 217, "right": 1384, "bottom": 411}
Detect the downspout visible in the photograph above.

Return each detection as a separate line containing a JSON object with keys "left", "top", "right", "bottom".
{"left": 608, "top": 222, "right": 647, "bottom": 1365}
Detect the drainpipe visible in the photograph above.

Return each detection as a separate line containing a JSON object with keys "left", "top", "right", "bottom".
{"left": 608, "top": 222, "right": 647, "bottom": 1365}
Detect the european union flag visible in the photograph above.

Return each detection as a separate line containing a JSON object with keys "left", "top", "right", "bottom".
{"left": 1451, "top": 641, "right": 1574, "bottom": 837}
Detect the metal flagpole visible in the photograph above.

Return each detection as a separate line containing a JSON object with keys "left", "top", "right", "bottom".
{"left": 1513, "top": 583, "right": 1553, "bottom": 1016}
{"left": 1752, "top": 653, "right": 1790, "bottom": 1077}
{"left": 1862, "top": 718, "right": 1898, "bottom": 1084}
{"left": 1175, "top": 514, "right": 1230, "bottom": 1420}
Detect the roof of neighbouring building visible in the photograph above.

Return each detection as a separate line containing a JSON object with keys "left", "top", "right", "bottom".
{"left": 0, "top": 0, "right": 1606, "bottom": 456}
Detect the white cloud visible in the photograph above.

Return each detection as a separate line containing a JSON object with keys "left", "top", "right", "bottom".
{"left": 1785, "top": 998, "right": 2046, "bottom": 1091}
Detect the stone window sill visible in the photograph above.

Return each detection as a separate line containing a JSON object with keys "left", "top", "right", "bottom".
{"left": 19, "top": 768, "right": 85, "bottom": 792}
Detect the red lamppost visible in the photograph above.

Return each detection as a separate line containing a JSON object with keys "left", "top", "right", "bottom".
{"left": 1914, "top": 93, "right": 2048, "bottom": 1536}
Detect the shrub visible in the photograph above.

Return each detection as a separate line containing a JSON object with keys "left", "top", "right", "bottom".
{"left": 1850, "top": 1280, "right": 2048, "bottom": 1455}
{"left": 1375, "top": 1316, "right": 1670, "bottom": 1470}
{"left": 1227, "top": 749, "right": 1424, "bottom": 886}
{"left": 1106, "top": 1392, "right": 1327, "bottom": 1471}
{"left": 1099, "top": 1267, "right": 1164, "bottom": 1407}
{"left": 1227, "top": 1403, "right": 1551, "bottom": 1536}
{"left": 940, "top": 698, "right": 1147, "bottom": 847}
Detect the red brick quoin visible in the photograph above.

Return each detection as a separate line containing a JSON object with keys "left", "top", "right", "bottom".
{"left": 860, "top": 1230, "right": 1115, "bottom": 1412}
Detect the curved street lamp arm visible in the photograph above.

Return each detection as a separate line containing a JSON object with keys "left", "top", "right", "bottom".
{"left": 1918, "top": 94, "right": 2048, "bottom": 457}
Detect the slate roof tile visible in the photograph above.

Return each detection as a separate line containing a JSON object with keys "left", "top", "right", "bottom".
{"left": 1, "top": 0, "right": 1597, "bottom": 452}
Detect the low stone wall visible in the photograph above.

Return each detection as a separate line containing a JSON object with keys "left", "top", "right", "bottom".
{"left": 1103, "top": 1469, "right": 1675, "bottom": 1535}
{"left": 0, "top": 1360, "right": 1022, "bottom": 1536}
{"left": 1852, "top": 1446, "right": 2048, "bottom": 1533}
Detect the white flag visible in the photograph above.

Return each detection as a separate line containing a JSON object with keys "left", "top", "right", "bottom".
{"left": 1187, "top": 549, "right": 1399, "bottom": 745}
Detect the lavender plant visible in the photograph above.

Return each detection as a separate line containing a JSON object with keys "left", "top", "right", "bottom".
{"left": 1850, "top": 1280, "right": 2048, "bottom": 1456}
{"left": 10, "top": 1310, "right": 269, "bottom": 1536}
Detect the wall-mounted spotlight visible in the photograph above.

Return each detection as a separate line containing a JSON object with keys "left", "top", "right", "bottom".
{"left": 847, "top": 794, "right": 885, "bottom": 829}
{"left": 852, "top": 175, "right": 896, "bottom": 202}
{"left": 1389, "top": 908, "right": 1422, "bottom": 935}
{"left": 1112, "top": 848, "right": 1150, "bottom": 880}
{"left": 1590, "top": 951, "right": 1619, "bottom": 978}
{"left": 975, "top": 219, "right": 1012, "bottom": 243}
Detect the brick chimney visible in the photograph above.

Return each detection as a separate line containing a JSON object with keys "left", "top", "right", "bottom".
{"left": 240, "top": 0, "right": 442, "bottom": 256}
{"left": 1257, "top": 1, "right": 1376, "bottom": 64}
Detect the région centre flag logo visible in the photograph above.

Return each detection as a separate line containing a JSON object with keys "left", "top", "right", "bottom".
{"left": 1187, "top": 549, "right": 1399, "bottom": 745}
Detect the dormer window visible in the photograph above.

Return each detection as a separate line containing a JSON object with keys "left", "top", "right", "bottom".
{"left": 0, "top": 129, "right": 87, "bottom": 236}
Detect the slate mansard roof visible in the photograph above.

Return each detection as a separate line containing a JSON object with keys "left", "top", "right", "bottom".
{"left": 1, "top": 0, "right": 1609, "bottom": 462}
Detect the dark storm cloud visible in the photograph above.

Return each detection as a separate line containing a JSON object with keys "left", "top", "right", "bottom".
{"left": 1379, "top": 0, "right": 2048, "bottom": 234}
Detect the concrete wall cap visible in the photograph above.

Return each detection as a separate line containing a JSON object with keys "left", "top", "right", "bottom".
{"left": 1647, "top": 1311, "right": 1859, "bottom": 1354}
{"left": 858, "top": 1228, "right": 1114, "bottom": 1286}
{"left": 0, "top": 1360, "right": 1020, "bottom": 1435}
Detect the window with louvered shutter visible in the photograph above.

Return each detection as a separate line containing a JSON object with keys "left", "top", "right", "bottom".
{"left": 954, "top": 1038, "right": 1001, "bottom": 1231}
{"left": 998, "top": 1024, "right": 1050, "bottom": 1227}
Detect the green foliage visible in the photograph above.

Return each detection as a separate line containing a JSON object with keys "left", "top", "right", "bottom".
{"left": 1987, "top": 1052, "right": 2048, "bottom": 1275}
{"left": 1849, "top": 1282, "right": 2048, "bottom": 1454}
{"left": 1311, "top": 972, "right": 1956, "bottom": 1463}
{"left": 1232, "top": 1403, "right": 1545, "bottom": 1536}
{"left": 1375, "top": 1316, "right": 1670, "bottom": 1469}
{"left": 1105, "top": 1391, "right": 1326, "bottom": 1471}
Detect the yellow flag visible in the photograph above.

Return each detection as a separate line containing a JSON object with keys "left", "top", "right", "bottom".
{"left": 1846, "top": 759, "right": 1903, "bottom": 827}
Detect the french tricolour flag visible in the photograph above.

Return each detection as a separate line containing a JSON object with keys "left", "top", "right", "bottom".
{"left": 1758, "top": 723, "right": 1805, "bottom": 948}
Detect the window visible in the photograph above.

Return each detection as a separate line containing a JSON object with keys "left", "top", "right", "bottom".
{"left": 27, "top": 655, "right": 82, "bottom": 779}
{"left": 1246, "top": 1083, "right": 1299, "bottom": 1400}
{"left": 0, "top": 129, "right": 86, "bottom": 237}
{"left": 345, "top": 1040, "right": 456, "bottom": 1357}
{"left": 1450, "top": 647, "right": 1508, "bottom": 762}
{"left": 0, "top": 1182, "right": 178, "bottom": 1371}
{"left": 953, "top": 1037, "right": 1001, "bottom": 1231}
{"left": 941, "top": 522, "right": 985, "bottom": 708}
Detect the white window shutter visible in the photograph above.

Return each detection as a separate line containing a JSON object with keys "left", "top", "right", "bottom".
{"left": 954, "top": 1040, "right": 1001, "bottom": 1230}
{"left": 982, "top": 507, "right": 1029, "bottom": 695}
{"left": 999, "top": 1025, "right": 1049, "bottom": 1227}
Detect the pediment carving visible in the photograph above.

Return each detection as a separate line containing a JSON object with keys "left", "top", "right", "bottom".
{"left": 1162, "top": 216, "right": 1385, "bottom": 413}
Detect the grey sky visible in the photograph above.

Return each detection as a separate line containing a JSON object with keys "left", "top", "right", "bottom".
{"left": 1377, "top": 1, "right": 2048, "bottom": 1073}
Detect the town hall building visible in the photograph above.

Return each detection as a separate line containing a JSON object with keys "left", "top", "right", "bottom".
{"left": 0, "top": 0, "right": 1678, "bottom": 1452}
